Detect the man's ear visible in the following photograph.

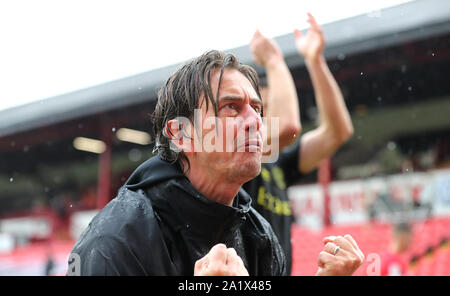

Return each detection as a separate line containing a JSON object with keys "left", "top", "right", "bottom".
{"left": 165, "top": 118, "right": 194, "bottom": 154}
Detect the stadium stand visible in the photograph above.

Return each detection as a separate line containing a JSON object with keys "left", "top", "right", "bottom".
{"left": 291, "top": 217, "right": 450, "bottom": 276}
{"left": 0, "top": 0, "right": 449, "bottom": 275}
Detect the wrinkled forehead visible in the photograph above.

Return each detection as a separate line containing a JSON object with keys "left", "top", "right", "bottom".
{"left": 199, "top": 67, "right": 260, "bottom": 108}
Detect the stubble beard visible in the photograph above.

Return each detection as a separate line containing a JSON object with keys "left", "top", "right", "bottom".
{"left": 223, "top": 152, "right": 262, "bottom": 184}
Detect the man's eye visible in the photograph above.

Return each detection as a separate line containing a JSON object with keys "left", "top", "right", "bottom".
{"left": 252, "top": 105, "right": 262, "bottom": 114}
{"left": 225, "top": 104, "right": 238, "bottom": 110}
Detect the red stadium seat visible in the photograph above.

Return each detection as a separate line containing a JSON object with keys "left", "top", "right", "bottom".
{"left": 291, "top": 217, "right": 450, "bottom": 276}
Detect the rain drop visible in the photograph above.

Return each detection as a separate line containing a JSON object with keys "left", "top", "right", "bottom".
{"left": 9, "top": 177, "right": 13, "bottom": 182}
{"left": 128, "top": 149, "right": 143, "bottom": 162}
{"left": 112, "top": 127, "right": 116, "bottom": 132}
{"left": 387, "top": 141, "right": 396, "bottom": 150}
{"left": 408, "top": 86, "right": 412, "bottom": 91}
{"left": 401, "top": 65, "right": 407, "bottom": 73}
{"left": 360, "top": 72, "right": 364, "bottom": 76}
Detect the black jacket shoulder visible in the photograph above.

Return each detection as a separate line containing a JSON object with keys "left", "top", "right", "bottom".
{"left": 68, "top": 154, "right": 286, "bottom": 276}
{"left": 69, "top": 187, "right": 178, "bottom": 275}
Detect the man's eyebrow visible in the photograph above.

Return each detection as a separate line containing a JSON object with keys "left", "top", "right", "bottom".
{"left": 218, "top": 95, "right": 243, "bottom": 102}
{"left": 250, "top": 96, "right": 263, "bottom": 106}
{"left": 219, "top": 95, "right": 262, "bottom": 105}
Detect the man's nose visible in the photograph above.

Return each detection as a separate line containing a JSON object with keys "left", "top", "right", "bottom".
{"left": 242, "top": 104, "right": 262, "bottom": 133}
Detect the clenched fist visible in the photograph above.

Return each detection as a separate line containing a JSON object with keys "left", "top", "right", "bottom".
{"left": 194, "top": 243, "right": 249, "bottom": 276}
{"left": 316, "top": 234, "right": 364, "bottom": 276}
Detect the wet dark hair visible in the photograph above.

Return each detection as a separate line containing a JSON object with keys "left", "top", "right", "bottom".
{"left": 258, "top": 76, "right": 268, "bottom": 88}
{"left": 152, "top": 50, "right": 261, "bottom": 173}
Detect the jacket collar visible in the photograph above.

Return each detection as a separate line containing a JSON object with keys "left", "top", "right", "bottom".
{"left": 124, "top": 154, "right": 184, "bottom": 190}
{"left": 133, "top": 156, "right": 252, "bottom": 243}
{"left": 150, "top": 178, "right": 252, "bottom": 243}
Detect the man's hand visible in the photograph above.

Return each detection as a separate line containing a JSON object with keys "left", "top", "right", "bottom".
{"left": 250, "top": 30, "right": 284, "bottom": 68}
{"left": 316, "top": 234, "right": 364, "bottom": 276}
{"left": 194, "top": 243, "right": 249, "bottom": 276}
{"left": 294, "top": 13, "right": 325, "bottom": 62}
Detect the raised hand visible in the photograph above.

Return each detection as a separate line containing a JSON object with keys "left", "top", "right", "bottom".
{"left": 294, "top": 13, "right": 325, "bottom": 62}
{"left": 250, "top": 29, "right": 284, "bottom": 68}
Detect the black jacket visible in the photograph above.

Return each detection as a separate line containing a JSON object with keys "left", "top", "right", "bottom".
{"left": 243, "top": 139, "right": 302, "bottom": 275}
{"left": 68, "top": 154, "right": 286, "bottom": 275}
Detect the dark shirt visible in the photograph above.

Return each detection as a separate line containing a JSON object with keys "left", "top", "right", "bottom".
{"left": 243, "top": 139, "right": 302, "bottom": 274}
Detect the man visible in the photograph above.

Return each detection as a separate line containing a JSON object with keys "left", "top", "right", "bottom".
{"left": 381, "top": 222, "right": 413, "bottom": 276}
{"left": 67, "top": 49, "right": 363, "bottom": 276}
{"left": 244, "top": 13, "right": 354, "bottom": 274}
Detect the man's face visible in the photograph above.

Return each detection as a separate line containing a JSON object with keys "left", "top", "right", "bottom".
{"left": 189, "top": 68, "right": 264, "bottom": 184}
{"left": 394, "top": 231, "right": 413, "bottom": 253}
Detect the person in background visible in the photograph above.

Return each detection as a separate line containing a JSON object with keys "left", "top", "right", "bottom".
{"left": 44, "top": 252, "right": 55, "bottom": 276}
{"left": 43, "top": 242, "right": 55, "bottom": 276}
{"left": 244, "top": 13, "right": 354, "bottom": 274}
{"left": 381, "top": 221, "right": 413, "bottom": 276}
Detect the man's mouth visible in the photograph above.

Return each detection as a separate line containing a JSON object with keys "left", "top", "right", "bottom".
{"left": 237, "top": 138, "right": 262, "bottom": 152}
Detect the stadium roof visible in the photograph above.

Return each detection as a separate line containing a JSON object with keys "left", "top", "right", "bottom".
{"left": 1, "top": 0, "right": 449, "bottom": 138}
